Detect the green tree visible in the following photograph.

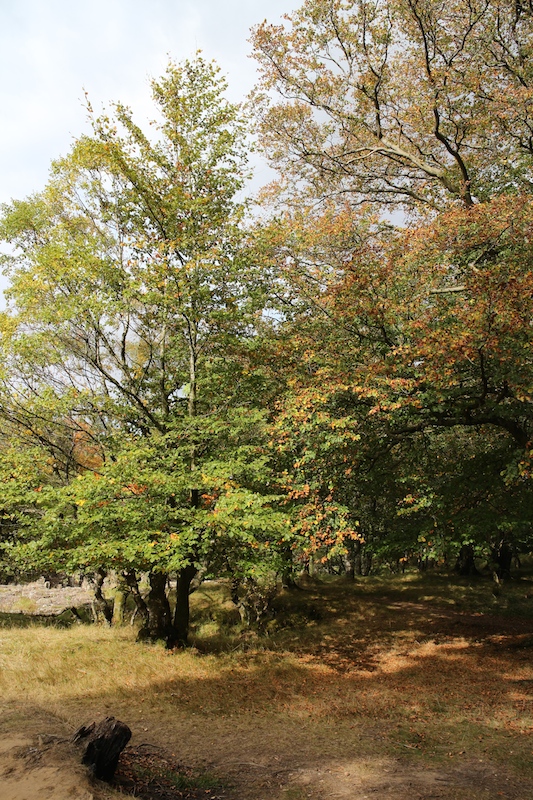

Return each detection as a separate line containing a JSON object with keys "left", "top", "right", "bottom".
{"left": 0, "top": 56, "right": 288, "bottom": 644}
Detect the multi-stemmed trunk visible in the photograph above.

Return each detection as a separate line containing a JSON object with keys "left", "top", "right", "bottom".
{"left": 154, "top": 331, "right": 200, "bottom": 647}
{"left": 138, "top": 572, "right": 176, "bottom": 646}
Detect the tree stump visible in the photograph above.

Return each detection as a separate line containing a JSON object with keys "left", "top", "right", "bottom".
{"left": 73, "top": 716, "right": 132, "bottom": 781}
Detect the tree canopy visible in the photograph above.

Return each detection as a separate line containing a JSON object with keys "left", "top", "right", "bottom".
{"left": 1, "top": 4, "right": 533, "bottom": 644}
{"left": 249, "top": 0, "right": 533, "bottom": 576}
{"left": 251, "top": 0, "right": 533, "bottom": 211}
{"left": 0, "top": 56, "right": 291, "bottom": 644}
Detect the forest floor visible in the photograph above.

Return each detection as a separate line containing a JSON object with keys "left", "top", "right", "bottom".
{"left": 1, "top": 571, "right": 533, "bottom": 800}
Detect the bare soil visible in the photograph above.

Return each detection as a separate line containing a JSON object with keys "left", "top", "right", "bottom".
{"left": 1, "top": 708, "right": 531, "bottom": 800}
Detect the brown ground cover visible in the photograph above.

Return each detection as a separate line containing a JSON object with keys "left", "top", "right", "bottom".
{"left": 1, "top": 572, "right": 532, "bottom": 800}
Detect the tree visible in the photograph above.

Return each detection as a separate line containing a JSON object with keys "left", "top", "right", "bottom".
{"left": 0, "top": 56, "right": 289, "bottom": 644}
{"left": 253, "top": 192, "right": 533, "bottom": 574}
{"left": 248, "top": 0, "right": 533, "bottom": 575}
{"left": 251, "top": 0, "right": 533, "bottom": 212}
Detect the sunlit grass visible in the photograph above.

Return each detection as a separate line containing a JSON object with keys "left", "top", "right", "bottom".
{"left": 1, "top": 570, "right": 532, "bottom": 786}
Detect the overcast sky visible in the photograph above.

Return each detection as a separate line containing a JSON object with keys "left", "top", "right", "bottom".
{"left": 0, "top": 0, "right": 297, "bottom": 207}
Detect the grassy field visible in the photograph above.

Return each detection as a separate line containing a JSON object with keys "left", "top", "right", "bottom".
{"left": 1, "top": 570, "right": 533, "bottom": 799}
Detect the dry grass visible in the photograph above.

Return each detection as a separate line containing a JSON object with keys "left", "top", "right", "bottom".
{"left": 1, "top": 571, "right": 533, "bottom": 799}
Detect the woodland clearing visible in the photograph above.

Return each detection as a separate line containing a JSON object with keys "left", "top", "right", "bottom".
{"left": 1, "top": 572, "right": 533, "bottom": 800}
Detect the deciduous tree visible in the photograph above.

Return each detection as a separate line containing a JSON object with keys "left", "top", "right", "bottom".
{"left": 251, "top": 0, "right": 533, "bottom": 212}
{"left": 0, "top": 56, "right": 287, "bottom": 644}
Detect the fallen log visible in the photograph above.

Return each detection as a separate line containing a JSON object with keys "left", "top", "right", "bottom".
{"left": 73, "top": 716, "right": 131, "bottom": 781}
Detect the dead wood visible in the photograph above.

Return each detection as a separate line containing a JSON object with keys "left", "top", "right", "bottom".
{"left": 73, "top": 715, "right": 131, "bottom": 781}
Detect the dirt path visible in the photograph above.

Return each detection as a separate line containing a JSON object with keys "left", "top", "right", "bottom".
{"left": 2, "top": 703, "right": 532, "bottom": 800}
{"left": 0, "top": 711, "right": 107, "bottom": 800}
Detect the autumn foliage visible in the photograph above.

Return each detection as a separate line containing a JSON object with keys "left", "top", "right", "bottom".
{"left": 1, "top": 2, "right": 533, "bottom": 641}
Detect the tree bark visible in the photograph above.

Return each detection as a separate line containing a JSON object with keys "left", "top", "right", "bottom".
{"left": 138, "top": 571, "right": 175, "bottom": 646}
{"left": 174, "top": 564, "right": 198, "bottom": 647}
{"left": 90, "top": 569, "right": 113, "bottom": 625}
{"left": 493, "top": 540, "right": 513, "bottom": 580}
{"left": 281, "top": 543, "right": 299, "bottom": 588}
{"left": 73, "top": 717, "right": 131, "bottom": 781}
{"left": 344, "top": 539, "right": 362, "bottom": 580}
{"left": 112, "top": 589, "right": 127, "bottom": 626}
{"left": 230, "top": 576, "right": 240, "bottom": 605}
{"left": 123, "top": 570, "right": 149, "bottom": 627}
{"left": 361, "top": 551, "right": 372, "bottom": 576}
{"left": 455, "top": 544, "right": 480, "bottom": 576}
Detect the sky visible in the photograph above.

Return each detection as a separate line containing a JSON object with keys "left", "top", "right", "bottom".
{"left": 0, "top": 0, "right": 298, "bottom": 208}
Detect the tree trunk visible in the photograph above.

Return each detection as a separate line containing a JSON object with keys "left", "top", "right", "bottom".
{"left": 138, "top": 571, "right": 175, "bottom": 646}
{"left": 455, "top": 544, "right": 480, "bottom": 576}
{"left": 281, "top": 543, "right": 299, "bottom": 588}
{"left": 354, "top": 540, "right": 363, "bottom": 576}
{"left": 361, "top": 551, "right": 372, "bottom": 576}
{"left": 73, "top": 717, "right": 131, "bottom": 781}
{"left": 344, "top": 539, "right": 362, "bottom": 580}
{"left": 173, "top": 564, "right": 197, "bottom": 647}
{"left": 90, "top": 569, "right": 113, "bottom": 625}
{"left": 493, "top": 540, "right": 514, "bottom": 580}
{"left": 230, "top": 576, "right": 240, "bottom": 605}
{"left": 123, "top": 570, "right": 149, "bottom": 627}
{"left": 112, "top": 589, "right": 127, "bottom": 626}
